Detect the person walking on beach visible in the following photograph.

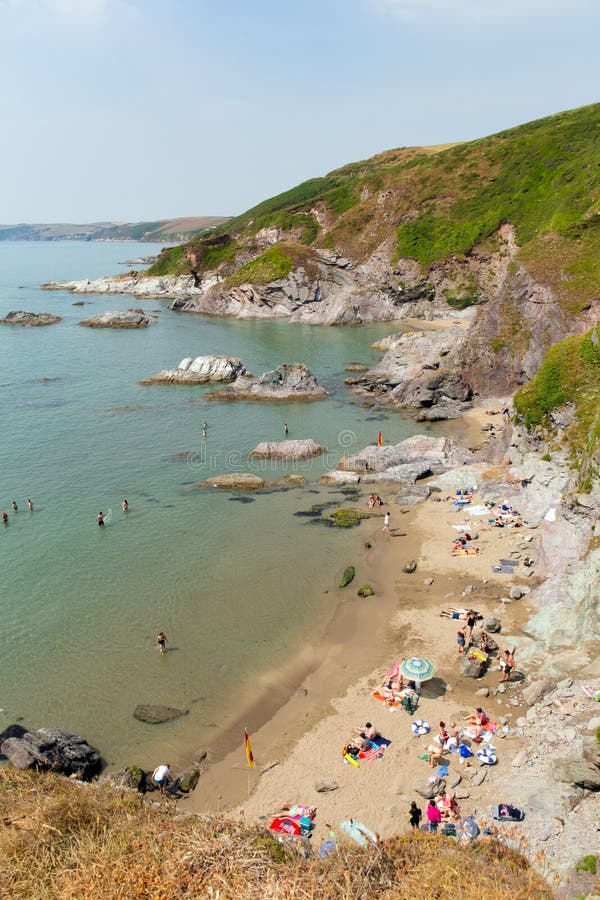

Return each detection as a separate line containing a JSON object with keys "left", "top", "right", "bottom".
{"left": 500, "top": 648, "right": 515, "bottom": 683}
{"left": 409, "top": 801, "right": 422, "bottom": 830}
{"left": 383, "top": 512, "right": 390, "bottom": 533}
{"left": 156, "top": 632, "right": 168, "bottom": 654}
{"left": 26, "top": 498, "right": 34, "bottom": 511}
{"left": 426, "top": 799, "right": 441, "bottom": 832}
{"left": 97, "top": 511, "right": 105, "bottom": 527}
{"left": 152, "top": 763, "right": 171, "bottom": 796}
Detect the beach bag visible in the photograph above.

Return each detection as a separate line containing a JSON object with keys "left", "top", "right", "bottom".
{"left": 492, "top": 804, "right": 524, "bottom": 822}
{"left": 461, "top": 816, "right": 480, "bottom": 840}
{"left": 459, "top": 744, "right": 473, "bottom": 758}
{"left": 442, "top": 823, "right": 457, "bottom": 837}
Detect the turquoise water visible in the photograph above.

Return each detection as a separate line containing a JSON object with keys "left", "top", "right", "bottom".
{"left": 0, "top": 242, "right": 426, "bottom": 769}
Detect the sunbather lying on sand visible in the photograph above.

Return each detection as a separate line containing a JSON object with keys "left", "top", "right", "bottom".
{"left": 452, "top": 545, "right": 480, "bottom": 556}
{"left": 439, "top": 607, "right": 480, "bottom": 620}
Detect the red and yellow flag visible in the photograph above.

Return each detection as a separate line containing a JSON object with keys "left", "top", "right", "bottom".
{"left": 377, "top": 431, "right": 383, "bottom": 448}
{"left": 244, "top": 729, "right": 254, "bottom": 768}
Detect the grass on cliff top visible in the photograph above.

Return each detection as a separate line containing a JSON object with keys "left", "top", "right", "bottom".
{"left": 224, "top": 245, "right": 293, "bottom": 287}
{"left": 0, "top": 769, "right": 554, "bottom": 900}
{"left": 514, "top": 326, "right": 600, "bottom": 487}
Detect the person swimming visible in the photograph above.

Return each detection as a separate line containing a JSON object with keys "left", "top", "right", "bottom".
{"left": 2, "top": 511, "right": 8, "bottom": 524}
{"left": 122, "top": 499, "right": 129, "bottom": 512}
{"left": 11, "top": 501, "right": 18, "bottom": 512}
{"left": 97, "top": 512, "right": 105, "bottom": 526}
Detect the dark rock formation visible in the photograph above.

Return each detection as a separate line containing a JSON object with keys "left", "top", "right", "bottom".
{"left": 0, "top": 727, "right": 101, "bottom": 779}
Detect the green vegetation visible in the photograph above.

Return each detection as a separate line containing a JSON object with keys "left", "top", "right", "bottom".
{"left": 0, "top": 768, "right": 553, "bottom": 900}
{"left": 576, "top": 855, "right": 597, "bottom": 875}
{"left": 541, "top": 453, "right": 552, "bottom": 461}
{"left": 317, "top": 507, "right": 371, "bottom": 528}
{"left": 146, "top": 244, "right": 191, "bottom": 276}
{"left": 225, "top": 246, "right": 293, "bottom": 287}
{"left": 514, "top": 326, "right": 600, "bottom": 486}
{"left": 339, "top": 565, "right": 356, "bottom": 588}
{"left": 357, "top": 584, "right": 375, "bottom": 597}
{"left": 443, "top": 276, "right": 480, "bottom": 310}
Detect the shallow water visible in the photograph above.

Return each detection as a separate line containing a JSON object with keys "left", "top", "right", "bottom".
{"left": 0, "top": 241, "right": 430, "bottom": 768}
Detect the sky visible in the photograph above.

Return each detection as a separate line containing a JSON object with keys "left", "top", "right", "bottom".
{"left": 1, "top": 0, "right": 599, "bottom": 222}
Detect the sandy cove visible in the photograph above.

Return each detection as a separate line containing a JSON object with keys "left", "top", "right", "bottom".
{"left": 183, "top": 431, "right": 536, "bottom": 836}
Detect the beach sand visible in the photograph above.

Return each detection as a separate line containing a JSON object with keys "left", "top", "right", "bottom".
{"left": 183, "top": 453, "right": 537, "bottom": 844}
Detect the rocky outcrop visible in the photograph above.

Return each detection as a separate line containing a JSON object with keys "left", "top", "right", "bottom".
{"left": 249, "top": 439, "right": 326, "bottom": 460}
{"left": 0, "top": 310, "right": 62, "bottom": 325}
{"left": 352, "top": 327, "right": 472, "bottom": 419}
{"left": 206, "top": 363, "right": 328, "bottom": 402}
{"left": 80, "top": 308, "right": 157, "bottom": 328}
{"left": 140, "top": 355, "right": 246, "bottom": 384}
{"left": 44, "top": 273, "right": 209, "bottom": 299}
{"left": 0, "top": 727, "right": 101, "bottom": 779}
{"left": 335, "top": 435, "right": 473, "bottom": 483}
{"left": 318, "top": 470, "right": 361, "bottom": 485}
{"left": 202, "top": 473, "right": 266, "bottom": 490}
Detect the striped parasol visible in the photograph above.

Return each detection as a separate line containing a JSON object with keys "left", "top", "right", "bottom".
{"left": 400, "top": 657, "right": 435, "bottom": 682}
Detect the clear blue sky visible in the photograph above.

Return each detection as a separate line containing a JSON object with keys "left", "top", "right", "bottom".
{"left": 1, "top": 0, "right": 599, "bottom": 222}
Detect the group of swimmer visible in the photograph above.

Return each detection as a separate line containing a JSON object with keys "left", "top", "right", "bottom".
{"left": 2, "top": 498, "right": 33, "bottom": 523}
{"left": 97, "top": 499, "right": 129, "bottom": 526}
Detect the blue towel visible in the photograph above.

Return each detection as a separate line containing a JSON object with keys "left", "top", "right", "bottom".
{"left": 438, "top": 765, "right": 449, "bottom": 777}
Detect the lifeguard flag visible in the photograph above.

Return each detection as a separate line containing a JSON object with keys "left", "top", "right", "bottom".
{"left": 377, "top": 431, "right": 383, "bottom": 447}
{"left": 244, "top": 729, "right": 254, "bottom": 768}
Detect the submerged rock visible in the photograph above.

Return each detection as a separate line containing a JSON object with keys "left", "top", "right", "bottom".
{"left": 140, "top": 355, "right": 246, "bottom": 384}
{"left": 133, "top": 704, "right": 188, "bottom": 724}
{"left": 206, "top": 363, "right": 328, "bottom": 402}
{"left": 0, "top": 727, "right": 101, "bottom": 779}
{"left": 316, "top": 508, "right": 372, "bottom": 528}
{"left": 202, "top": 473, "right": 266, "bottom": 491}
{"left": 0, "top": 310, "right": 61, "bottom": 326}
{"left": 357, "top": 584, "right": 375, "bottom": 597}
{"left": 80, "top": 308, "right": 157, "bottom": 328}
{"left": 249, "top": 439, "right": 326, "bottom": 461}
{"left": 318, "top": 470, "right": 361, "bottom": 486}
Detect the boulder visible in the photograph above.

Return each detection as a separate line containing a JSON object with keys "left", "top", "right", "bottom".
{"left": 140, "top": 355, "right": 246, "bottom": 384}
{"left": 484, "top": 616, "right": 501, "bottom": 633}
{"left": 403, "top": 560, "right": 418, "bottom": 574}
{"left": 317, "top": 508, "right": 372, "bottom": 528}
{"left": 461, "top": 656, "right": 486, "bottom": 678}
{"left": 249, "top": 439, "right": 326, "bottom": 461}
{"left": 0, "top": 724, "right": 29, "bottom": 753}
{"left": 338, "top": 435, "right": 473, "bottom": 478}
{"left": 394, "top": 485, "right": 431, "bottom": 505}
{"left": 272, "top": 474, "right": 306, "bottom": 487}
{"left": 0, "top": 728, "right": 101, "bottom": 779}
{"left": 357, "top": 584, "right": 374, "bottom": 597}
{"left": 177, "top": 765, "right": 201, "bottom": 794}
{"left": 509, "top": 585, "right": 528, "bottom": 600}
{"left": 318, "top": 470, "right": 361, "bottom": 485}
{"left": 0, "top": 310, "right": 62, "bottom": 326}
{"left": 339, "top": 566, "right": 356, "bottom": 588}
{"left": 414, "top": 777, "right": 445, "bottom": 799}
{"left": 202, "top": 473, "right": 266, "bottom": 491}
{"left": 100, "top": 766, "right": 146, "bottom": 791}
{"left": 552, "top": 757, "right": 600, "bottom": 790}
{"left": 133, "top": 704, "right": 188, "bottom": 724}
{"left": 80, "top": 308, "right": 157, "bottom": 328}
{"left": 206, "top": 363, "right": 328, "bottom": 402}
{"left": 522, "top": 678, "right": 557, "bottom": 706}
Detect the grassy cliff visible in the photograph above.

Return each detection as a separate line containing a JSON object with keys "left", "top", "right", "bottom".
{"left": 0, "top": 769, "right": 553, "bottom": 899}
{"left": 148, "top": 103, "right": 600, "bottom": 312}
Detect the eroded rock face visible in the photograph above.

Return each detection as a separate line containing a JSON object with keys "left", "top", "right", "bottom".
{"left": 141, "top": 355, "right": 246, "bottom": 384}
{"left": 0, "top": 727, "right": 101, "bottom": 779}
{"left": 337, "top": 435, "right": 473, "bottom": 479}
{"left": 0, "top": 310, "right": 62, "bottom": 325}
{"left": 80, "top": 308, "right": 157, "bottom": 328}
{"left": 206, "top": 363, "right": 328, "bottom": 402}
{"left": 249, "top": 439, "right": 326, "bottom": 460}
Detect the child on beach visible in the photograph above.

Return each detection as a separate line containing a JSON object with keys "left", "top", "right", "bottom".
{"left": 383, "top": 512, "right": 390, "bottom": 532}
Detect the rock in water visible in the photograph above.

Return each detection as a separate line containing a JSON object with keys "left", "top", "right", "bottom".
{"left": 0, "top": 728, "right": 101, "bottom": 779}
{"left": 249, "top": 439, "right": 326, "bottom": 460}
{"left": 140, "top": 355, "right": 246, "bottom": 384}
{"left": 201, "top": 473, "right": 266, "bottom": 491}
{"left": 133, "top": 704, "right": 188, "bottom": 724}
{"left": 206, "top": 363, "right": 328, "bottom": 402}
{"left": 357, "top": 584, "right": 375, "bottom": 597}
{"left": 0, "top": 310, "right": 62, "bottom": 326}
{"left": 80, "top": 308, "right": 157, "bottom": 328}
{"left": 339, "top": 566, "right": 356, "bottom": 588}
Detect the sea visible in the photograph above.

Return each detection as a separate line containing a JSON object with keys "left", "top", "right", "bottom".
{"left": 0, "top": 240, "right": 430, "bottom": 770}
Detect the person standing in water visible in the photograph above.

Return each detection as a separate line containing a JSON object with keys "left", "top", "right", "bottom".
{"left": 156, "top": 632, "right": 168, "bottom": 654}
{"left": 284, "top": 423, "right": 289, "bottom": 436}
{"left": 122, "top": 499, "right": 129, "bottom": 512}
{"left": 2, "top": 511, "right": 8, "bottom": 524}
{"left": 11, "top": 501, "right": 18, "bottom": 512}
{"left": 26, "top": 498, "right": 33, "bottom": 511}
{"left": 202, "top": 421, "right": 207, "bottom": 437}
{"left": 97, "top": 512, "right": 105, "bottom": 527}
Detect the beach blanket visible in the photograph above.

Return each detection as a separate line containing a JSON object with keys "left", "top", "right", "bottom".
{"left": 453, "top": 547, "right": 479, "bottom": 556}
{"left": 358, "top": 737, "right": 391, "bottom": 763}
{"left": 466, "top": 505, "right": 489, "bottom": 516}
{"left": 372, "top": 688, "right": 400, "bottom": 707}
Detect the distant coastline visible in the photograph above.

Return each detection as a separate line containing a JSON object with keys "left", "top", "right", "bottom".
{"left": 0, "top": 215, "right": 229, "bottom": 244}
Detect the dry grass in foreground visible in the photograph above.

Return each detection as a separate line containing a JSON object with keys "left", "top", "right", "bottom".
{"left": 0, "top": 768, "right": 554, "bottom": 899}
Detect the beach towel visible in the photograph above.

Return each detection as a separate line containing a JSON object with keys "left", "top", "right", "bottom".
{"left": 269, "top": 816, "right": 302, "bottom": 836}
{"left": 372, "top": 689, "right": 401, "bottom": 707}
{"left": 453, "top": 547, "right": 479, "bottom": 556}
{"left": 466, "top": 505, "right": 489, "bottom": 516}
{"left": 358, "top": 737, "right": 391, "bottom": 762}
{"left": 340, "top": 819, "right": 378, "bottom": 848}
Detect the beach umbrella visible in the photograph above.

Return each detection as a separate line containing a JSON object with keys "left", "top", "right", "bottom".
{"left": 400, "top": 657, "right": 435, "bottom": 682}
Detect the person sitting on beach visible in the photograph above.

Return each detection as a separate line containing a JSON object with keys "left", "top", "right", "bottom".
{"left": 464, "top": 707, "right": 488, "bottom": 738}
{"left": 354, "top": 721, "right": 379, "bottom": 741}
{"left": 480, "top": 631, "right": 491, "bottom": 653}
{"left": 351, "top": 735, "right": 372, "bottom": 752}
{"left": 427, "top": 743, "right": 444, "bottom": 768}
{"left": 437, "top": 721, "right": 449, "bottom": 745}
{"left": 439, "top": 792, "right": 459, "bottom": 821}
{"left": 444, "top": 722, "right": 461, "bottom": 751}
